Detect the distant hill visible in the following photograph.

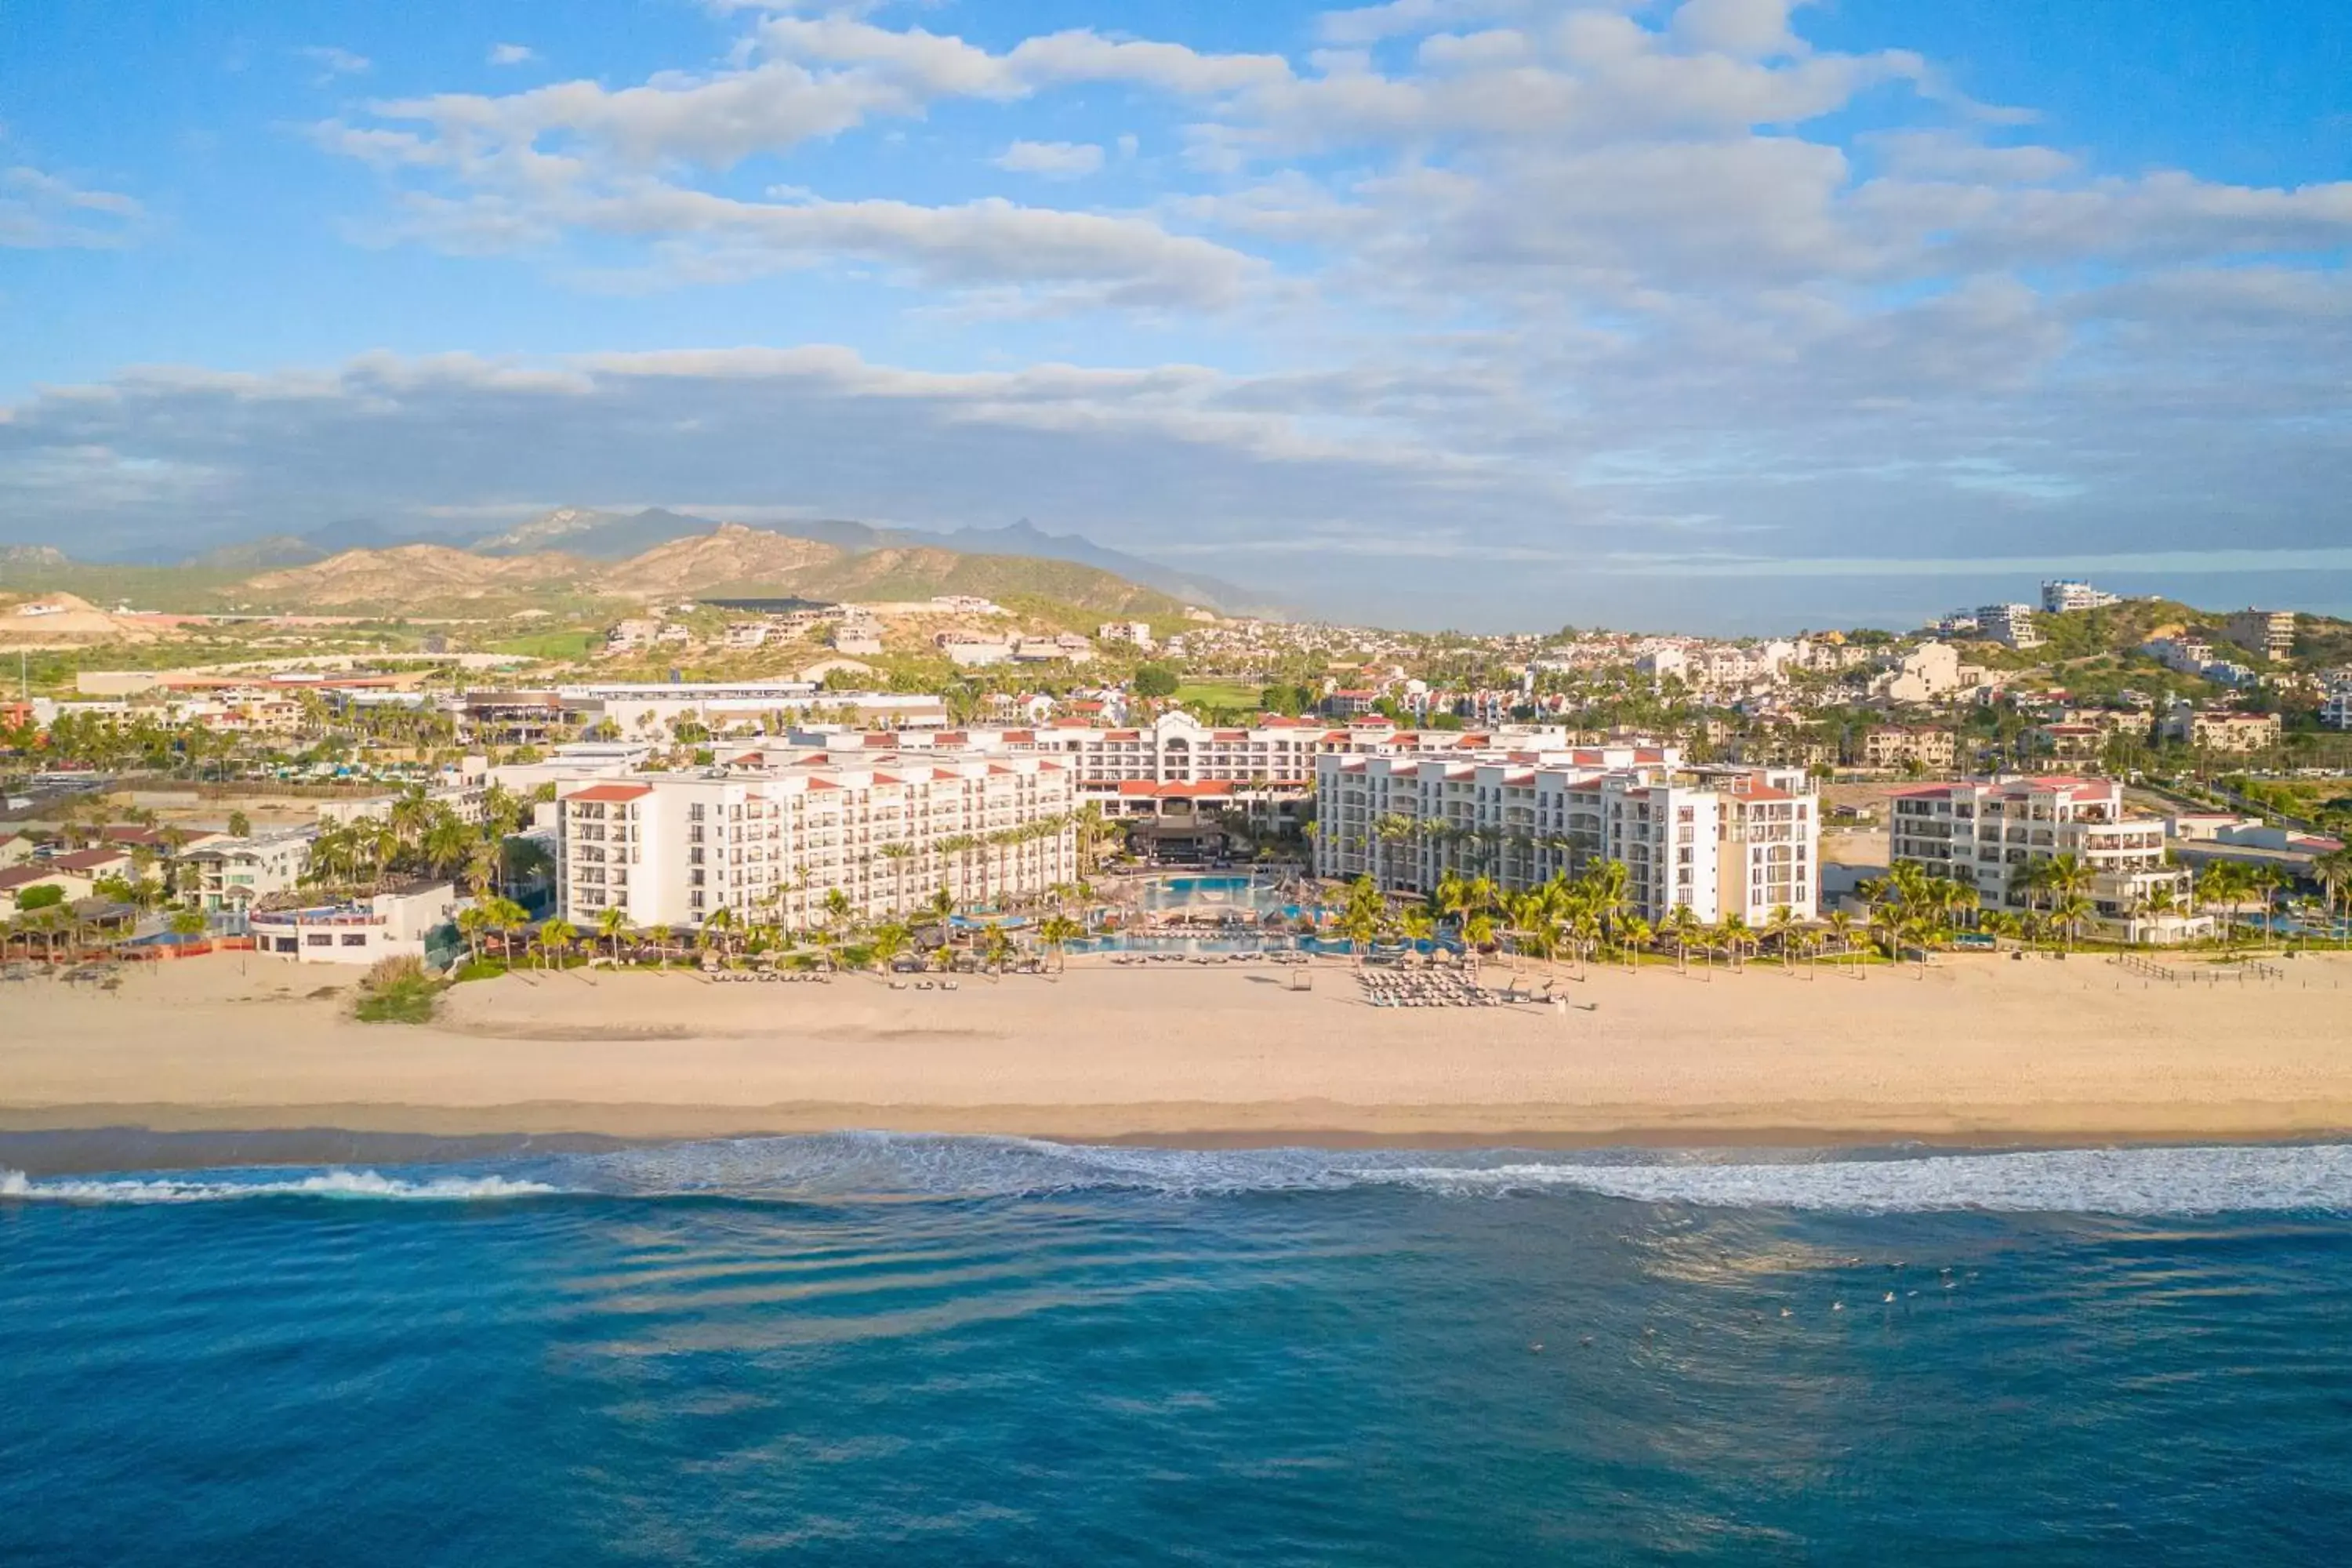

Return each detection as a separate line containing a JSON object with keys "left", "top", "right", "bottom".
{"left": 0, "top": 545, "right": 71, "bottom": 569}
{"left": 205, "top": 527, "right": 1192, "bottom": 620}
{"left": 457, "top": 506, "right": 1272, "bottom": 612}
{"left": 596, "top": 524, "right": 841, "bottom": 595}
{"left": 238, "top": 546, "right": 601, "bottom": 606}
{"left": 477, "top": 506, "right": 723, "bottom": 561}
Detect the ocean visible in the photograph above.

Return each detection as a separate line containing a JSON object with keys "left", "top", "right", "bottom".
{"left": 5, "top": 1135, "right": 2350, "bottom": 1565}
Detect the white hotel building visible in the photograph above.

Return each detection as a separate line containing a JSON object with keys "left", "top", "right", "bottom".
{"left": 555, "top": 753, "right": 1076, "bottom": 931}
{"left": 792, "top": 711, "right": 1578, "bottom": 823}
{"left": 1887, "top": 776, "right": 2210, "bottom": 943}
{"left": 1314, "top": 748, "right": 1818, "bottom": 924}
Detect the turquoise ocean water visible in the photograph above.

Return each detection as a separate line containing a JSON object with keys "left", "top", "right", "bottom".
{"left": 5, "top": 1135, "right": 2350, "bottom": 1564}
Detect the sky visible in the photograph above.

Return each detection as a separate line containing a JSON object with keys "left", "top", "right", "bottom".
{"left": 2, "top": 0, "right": 2348, "bottom": 633}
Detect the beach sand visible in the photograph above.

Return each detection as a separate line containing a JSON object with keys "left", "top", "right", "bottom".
{"left": 5, "top": 950, "right": 2352, "bottom": 1145}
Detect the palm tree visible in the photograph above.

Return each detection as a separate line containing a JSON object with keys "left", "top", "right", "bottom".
{"left": 594, "top": 906, "right": 630, "bottom": 965}
{"left": 1668, "top": 904, "right": 1704, "bottom": 972}
{"left": 1824, "top": 908, "right": 1857, "bottom": 967}
{"left": 2049, "top": 892, "right": 2096, "bottom": 952}
{"left": 869, "top": 920, "right": 913, "bottom": 973}
{"left": 456, "top": 902, "right": 491, "bottom": 969}
{"left": 1763, "top": 904, "right": 1798, "bottom": 967}
{"left": 536, "top": 916, "right": 577, "bottom": 972}
{"left": 1036, "top": 913, "right": 1083, "bottom": 971}
{"left": 646, "top": 924, "right": 674, "bottom": 968}
{"left": 878, "top": 840, "right": 913, "bottom": 917}
{"left": 1715, "top": 911, "right": 1755, "bottom": 971}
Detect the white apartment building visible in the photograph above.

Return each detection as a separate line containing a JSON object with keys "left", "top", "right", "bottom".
{"left": 1975, "top": 604, "right": 2043, "bottom": 649}
{"left": 2322, "top": 673, "right": 2352, "bottom": 731}
{"left": 1888, "top": 777, "right": 2210, "bottom": 944}
{"left": 1098, "top": 620, "right": 1155, "bottom": 650}
{"left": 554, "top": 753, "right": 1077, "bottom": 931}
{"left": 180, "top": 831, "right": 314, "bottom": 913}
{"left": 2042, "top": 579, "right": 2122, "bottom": 613}
{"left": 1315, "top": 751, "right": 1816, "bottom": 924}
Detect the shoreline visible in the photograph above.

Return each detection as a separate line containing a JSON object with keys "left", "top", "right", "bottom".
{"left": 8, "top": 953, "right": 2352, "bottom": 1167}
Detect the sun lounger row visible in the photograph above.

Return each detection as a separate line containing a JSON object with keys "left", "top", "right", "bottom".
{"left": 708, "top": 970, "right": 830, "bottom": 983}
{"left": 887, "top": 979, "right": 960, "bottom": 991}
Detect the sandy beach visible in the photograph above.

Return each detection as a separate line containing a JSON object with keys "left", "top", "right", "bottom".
{"left": 5, "top": 949, "right": 2351, "bottom": 1145}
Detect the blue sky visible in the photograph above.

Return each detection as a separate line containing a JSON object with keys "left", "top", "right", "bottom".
{"left": 2, "top": 0, "right": 2347, "bottom": 631}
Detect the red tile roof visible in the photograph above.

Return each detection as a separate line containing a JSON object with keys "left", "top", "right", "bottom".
{"left": 565, "top": 784, "right": 652, "bottom": 804}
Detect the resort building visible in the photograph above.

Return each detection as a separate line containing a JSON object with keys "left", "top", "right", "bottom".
{"left": 1887, "top": 778, "right": 2210, "bottom": 943}
{"left": 249, "top": 881, "right": 461, "bottom": 964}
{"left": 553, "top": 752, "right": 1078, "bottom": 932}
{"left": 1313, "top": 751, "right": 1817, "bottom": 925}
{"left": 2221, "top": 608, "right": 2296, "bottom": 662}
{"left": 1097, "top": 620, "right": 1156, "bottom": 651}
{"left": 785, "top": 711, "right": 1585, "bottom": 833}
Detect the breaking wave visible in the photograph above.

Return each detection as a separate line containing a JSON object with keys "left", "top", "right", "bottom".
{"left": 0, "top": 1168, "right": 566, "bottom": 1205}
{"left": 7, "top": 1138, "right": 2349, "bottom": 1215}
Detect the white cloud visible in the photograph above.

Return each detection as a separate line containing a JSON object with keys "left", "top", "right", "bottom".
{"left": 487, "top": 42, "right": 537, "bottom": 67}
{"left": 300, "top": 45, "right": 372, "bottom": 82}
{"left": 1668, "top": 0, "right": 1812, "bottom": 60}
{"left": 993, "top": 140, "right": 1105, "bottom": 177}
{"left": 0, "top": 165, "right": 144, "bottom": 249}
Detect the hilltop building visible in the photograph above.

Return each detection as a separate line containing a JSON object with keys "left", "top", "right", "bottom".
{"left": 1973, "top": 604, "right": 2044, "bottom": 650}
{"left": 2042, "top": 580, "right": 2122, "bottom": 613}
{"left": 2221, "top": 608, "right": 2296, "bottom": 662}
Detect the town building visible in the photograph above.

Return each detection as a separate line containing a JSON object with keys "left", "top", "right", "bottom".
{"left": 2042, "top": 579, "right": 2122, "bottom": 613}
{"left": 1860, "top": 725, "right": 1958, "bottom": 774}
{"left": 2323, "top": 672, "right": 2352, "bottom": 732}
{"left": 1097, "top": 621, "right": 1156, "bottom": 651}
{"left": 553, "top": 753, "right": 1079, "bottom": 932}
{"left": 1875, "top": 642, "right": 1990, "bottom": 705}
{"left": 2221, "top": 608, "right": 2296, "bottom": 662}
{"left": 2159, "top": 703, "right": 2282, "bottom": 753}
{"left": 1314, "top": 750, "right": 1816, "bottom": 925}
{"left": 1888, "top": 778, "right": 2209, "bottom": 944}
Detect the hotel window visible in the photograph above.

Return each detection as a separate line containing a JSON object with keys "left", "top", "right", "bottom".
{"left": 341, "top": 933, "right": 368, "bottom": 947}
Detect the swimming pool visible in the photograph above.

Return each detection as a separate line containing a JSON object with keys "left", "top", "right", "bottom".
{"left": 1132, "top": 875, "right": 1305, "bottom": 918}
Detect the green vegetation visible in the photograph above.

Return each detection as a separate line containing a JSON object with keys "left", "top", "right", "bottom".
{"left": 1172, "top": 680, "right": 1261, "bottom": 712}
{"left": 351, "top": 955, "right": 444, "bottom": 1025}
{"left": 487, "top": 627, "right": 596, "bottom": 659}
{"left": 1131, "top": 664, "right": 1180, "bottom": 699}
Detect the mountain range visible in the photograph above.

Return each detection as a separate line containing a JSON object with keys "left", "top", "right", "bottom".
{"left": 198, "top": 522, "right": 1201, "bottom": 622}
{"left": 176, "top": 507, "right": 1271, "bottom": 614}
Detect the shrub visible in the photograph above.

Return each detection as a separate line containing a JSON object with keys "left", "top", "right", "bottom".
{"left": 354, "top": 954, "right": 444, "bottom": 1025}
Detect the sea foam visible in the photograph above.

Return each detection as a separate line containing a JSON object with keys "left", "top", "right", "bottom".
{"left": 0, "top": 1167, "right": 566, "bottom": 1205}
{"left": 7, "top": 1139, "right": 2349, "bottom": 1215}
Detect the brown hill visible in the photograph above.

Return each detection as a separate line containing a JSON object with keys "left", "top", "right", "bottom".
{"left": 596, "top": 523, "right": 841, "bottom": 594}
{"left": 223, "top": 528, "right": 1191, "bottom": 620}
{"left": 238, "top": 546, "right": 596, "bottom": 605}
